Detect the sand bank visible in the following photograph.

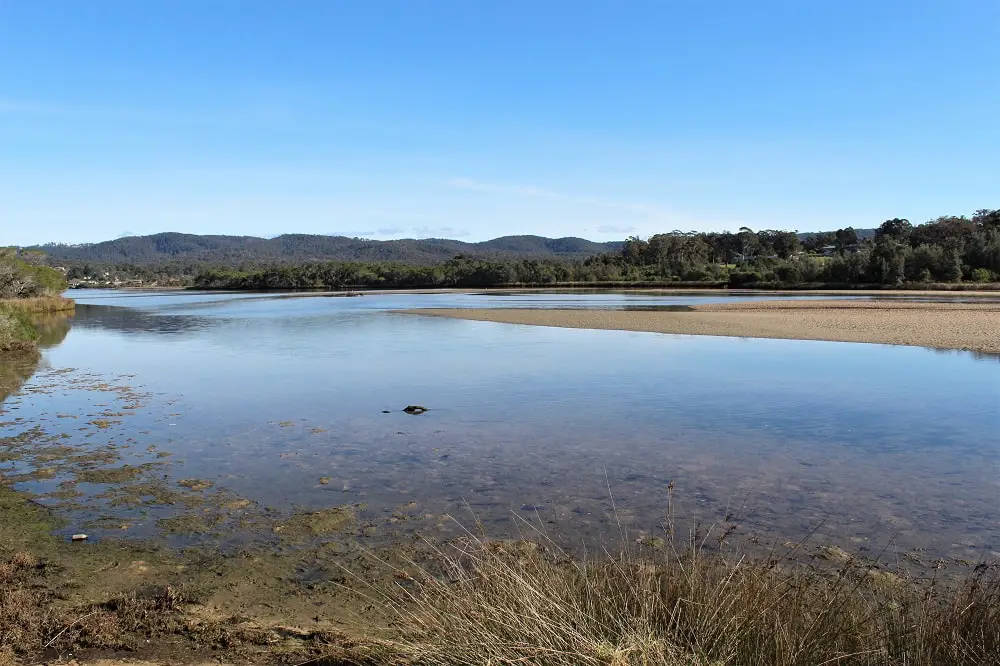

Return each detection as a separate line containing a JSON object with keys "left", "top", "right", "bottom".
{"left": 404, "top": 300, "right": 1000, "bottom": 354}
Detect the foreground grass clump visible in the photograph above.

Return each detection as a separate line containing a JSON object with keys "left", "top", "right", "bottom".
{"left": 377, "top": 536, "right": 1000, "bottom": 666}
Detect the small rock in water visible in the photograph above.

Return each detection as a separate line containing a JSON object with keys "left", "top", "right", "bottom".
{"left": 403, "top": 405, "right": 428, "bottom": 415}
{"left": 71, "top": 534, "right": 88, "bottom": 541}
{"left": 382, "top": 410, "right": 391, "bottom": 414}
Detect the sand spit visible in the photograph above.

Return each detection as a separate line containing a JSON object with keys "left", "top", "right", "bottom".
{"left": 404, "top": 300, "right": 1000, "bottom": 354}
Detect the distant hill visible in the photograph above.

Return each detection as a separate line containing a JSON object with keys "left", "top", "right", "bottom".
{"left": 31, "top": 233, "right": 624, "bottom": 265}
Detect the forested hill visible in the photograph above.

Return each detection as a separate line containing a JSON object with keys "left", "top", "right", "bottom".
{"left": 30, "top": 233, "right": 622, "bottom": 265}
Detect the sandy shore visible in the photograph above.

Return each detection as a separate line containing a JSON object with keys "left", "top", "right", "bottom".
{"left": 404, "top": 300, "right": 1000, "bottom": 354}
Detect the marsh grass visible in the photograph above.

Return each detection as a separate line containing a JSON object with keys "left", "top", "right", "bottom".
{"left": 352, "top": 509, "right": 1000, "bottom": 666}
{"left": 0, "top": 297, "right": 74, "bottom": 354}
{"left": 0, "top": 296, "right": 76, "bottom": 314}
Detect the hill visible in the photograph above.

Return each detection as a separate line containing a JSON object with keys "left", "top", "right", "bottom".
{"left": 30, "top": 233, "right": 623, "bottom": 265}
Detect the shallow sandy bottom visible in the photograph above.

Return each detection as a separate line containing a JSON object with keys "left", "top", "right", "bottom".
{"left": 404, "top": 300, "right": 1000, "bottom": 355}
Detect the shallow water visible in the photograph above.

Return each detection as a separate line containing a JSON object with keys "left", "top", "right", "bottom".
{"left": 2, "top": 290, "right": 998, "bottom": 562}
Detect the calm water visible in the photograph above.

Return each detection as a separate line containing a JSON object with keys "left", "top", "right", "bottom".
{"left": 2, "top": 290, "right": 998, "bottom": 560}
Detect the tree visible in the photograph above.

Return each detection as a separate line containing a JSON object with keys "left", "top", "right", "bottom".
{"left": 834, "top": 227, "right": 858, "bottom": 251}
{"left": 877, "top": 218, "right": 913, "bottom": 242}
{"left": 770, "top": 231, "right": 801, "bottom": 259}
{"left": 869, "top": 238, "right": 907, "bottom": 284}
{"left": 802, "top": 232, "right": 836, "bottom": 253}
{"left": 973, "top": 209, "right": 1000, "bottom": 231}
{"left": 736, "top": 227, "right": 761, "bottom": 262}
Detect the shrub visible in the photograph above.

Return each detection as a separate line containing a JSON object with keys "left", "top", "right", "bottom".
{"left": 970, "top": 267, "right": 994, "bottom": 283}
{"left": 727, "top": 271, "right": 764, "bottom": 287}
{"left": 775, "top": 263, "right": 802, "bottom": 283}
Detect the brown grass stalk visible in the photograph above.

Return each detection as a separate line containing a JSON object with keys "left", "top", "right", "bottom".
{"left": 374, "top": 518, "right": 999, "bottom": 666}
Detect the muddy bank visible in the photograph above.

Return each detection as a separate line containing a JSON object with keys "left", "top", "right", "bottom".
{"left": 403, "top": 300, "right": 1000, "bottom": 354}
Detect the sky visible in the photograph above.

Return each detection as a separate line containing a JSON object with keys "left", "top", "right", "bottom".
{"left": 1, "top": 1, "right": 998, "bottom": 246}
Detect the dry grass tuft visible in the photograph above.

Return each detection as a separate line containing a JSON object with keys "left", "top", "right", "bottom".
{"left": 363, "top": 521, "right": 1000, "bottom": 666}
{"left": 8, "top": 550, "right": 37, "bottom": 569}
{"left": 0, "top": 552, "right": 64, "bottom": 656}
{"left": 0, "top": 296, "right": 76, "bottom": 314}
{"left": 0, "top": 646, "right": 16, "bottom": 666}
{"left": 0, "top": 549, "right": 190, "bottom": 659}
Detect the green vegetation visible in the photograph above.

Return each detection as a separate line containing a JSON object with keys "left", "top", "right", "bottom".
{"left": 0, "top": 248, "right": 73, "bottom": 355}
{"left": 0, "top": 306, "right": 37, "bottom": 354}
{"left": 185, "top": 208, "right": 1000, "bottom": 290}
{"left": 0, "top": 248, "right": 68, "bottom": 298}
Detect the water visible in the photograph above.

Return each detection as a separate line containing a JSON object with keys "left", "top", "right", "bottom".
{"left": 2, "top": 290, "right": 998, "bottom": 561}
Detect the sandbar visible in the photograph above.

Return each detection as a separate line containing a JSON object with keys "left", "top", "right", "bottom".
{"left": 404, "top": 300, "right": 1000, "bottom": 355}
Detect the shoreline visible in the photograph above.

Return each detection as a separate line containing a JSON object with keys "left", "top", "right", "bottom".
{"left": 403, "top": 299, "right": 1000, "bottom": 355}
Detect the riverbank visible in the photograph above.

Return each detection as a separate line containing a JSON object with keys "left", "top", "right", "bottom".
{"left": 0, "top": 297, "right": 75, "bottom": 355}
{"left": 405, "top": 299, "right": 1000, "bottom": 355}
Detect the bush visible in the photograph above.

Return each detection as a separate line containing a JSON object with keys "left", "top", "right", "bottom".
{"left": 970, "top": 267, "right": 994, "bottom": 283}
{"left": 727, "top": 271, "right": 764, "bottom": 287}
{"left": 775, "top": 263, "right": 802, "bottom": 283}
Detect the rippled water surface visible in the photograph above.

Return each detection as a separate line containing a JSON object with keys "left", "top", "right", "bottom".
{"left": 2, "top": 290, "right": 998, "bottom": 561}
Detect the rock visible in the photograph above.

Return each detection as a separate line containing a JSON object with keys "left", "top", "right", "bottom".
{"left": 71, "top": 534, "right": 88, "bottom": 541}
{"left": 403, "top": 405, "right": 428, "bottom": 414}
{"left": 382, "top": 410, "right": 391, "bottom": 414}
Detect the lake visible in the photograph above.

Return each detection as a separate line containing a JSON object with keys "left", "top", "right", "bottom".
{"left": 2, "top": 289, "right": 998, "bottom": 564}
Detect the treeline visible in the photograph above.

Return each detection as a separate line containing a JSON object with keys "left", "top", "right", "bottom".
{"left": 191, "top": 209, "right": 1000, "bottom": 290}
{"left": 193, "top": 257, "right": 612, "bottom": 290}
{"left": 609, "top": 209, "right": 1000, "bottom": 286}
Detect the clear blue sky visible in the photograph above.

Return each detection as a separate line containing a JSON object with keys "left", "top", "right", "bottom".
{"left": 2, "top": 1, "right": 997, "bottom": 246}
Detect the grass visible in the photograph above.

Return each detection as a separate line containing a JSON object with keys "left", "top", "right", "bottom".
{"left": 0, "top": 297, "right": 74, "bottom": 354}
{"left": 0, "top": 296, "right": 76, "bottom": 314}
{"left": 356, "top": 514, "right": 1000, "bottom": 666}
{"left": 0, "top": 306, "right": 38, "bottom": 354}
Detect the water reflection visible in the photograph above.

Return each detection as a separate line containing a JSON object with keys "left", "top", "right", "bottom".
{"left": 71, "top": 303, "right": 212, "bottom": 336}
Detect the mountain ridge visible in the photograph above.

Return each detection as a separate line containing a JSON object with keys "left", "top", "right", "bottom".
{"left": 29, "top": 232, "right": 624, "bottom": 265}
